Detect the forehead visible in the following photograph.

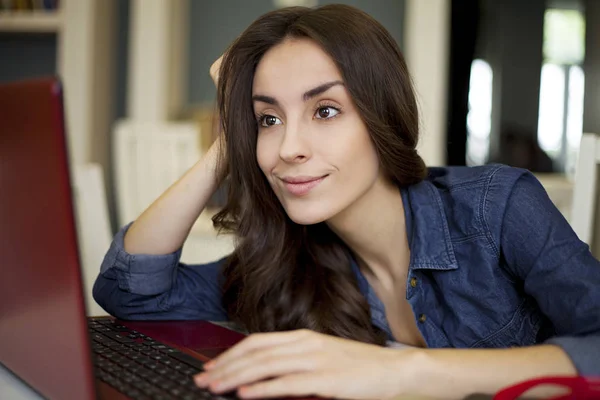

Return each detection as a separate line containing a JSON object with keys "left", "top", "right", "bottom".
{"left": 252, "top": 38, "right": 342, "bottom": 96}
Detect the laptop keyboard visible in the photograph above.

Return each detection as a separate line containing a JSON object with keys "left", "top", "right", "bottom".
{"left": 88, "top": 318, "right": 236, "bottom": 400}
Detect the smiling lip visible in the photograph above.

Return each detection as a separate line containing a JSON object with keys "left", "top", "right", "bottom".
{"left": 281, "top": 175, "right": 328, "bottom": 196}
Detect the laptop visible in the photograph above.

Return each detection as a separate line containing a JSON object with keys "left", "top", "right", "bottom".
{"left": 0, "top": 77, "right": 313, "bottom": 400}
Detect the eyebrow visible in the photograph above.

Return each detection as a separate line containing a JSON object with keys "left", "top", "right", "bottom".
{"left": 252, "top": 80, "right": 344, "bottom": 107}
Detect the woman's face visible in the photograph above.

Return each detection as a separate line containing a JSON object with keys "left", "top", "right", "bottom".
{"left": 253, "top": 38, "right": 380, "bottom": 225}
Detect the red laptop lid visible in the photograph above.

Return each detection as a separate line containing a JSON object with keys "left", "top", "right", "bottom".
{"left": 0, "top": 77, "right": 97, "bottom": 400}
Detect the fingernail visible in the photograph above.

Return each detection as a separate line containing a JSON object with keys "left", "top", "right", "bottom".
{"left": 204, "top": 360, "right": 215, "bottom": 369}
{"left": 238, "top": 386, "right": 254, "bottom": 398}
{"left": 194, "top": 373, "right": 208, "bottom": 387}
{"left": 209, "top": 380, "right": 223, "bottom": 393}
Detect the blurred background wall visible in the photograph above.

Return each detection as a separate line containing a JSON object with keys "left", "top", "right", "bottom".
{"left": 187, "top": 0, "right": 406, "bottom": 106}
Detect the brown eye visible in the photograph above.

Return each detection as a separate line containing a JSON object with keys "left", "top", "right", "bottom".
{"left": 315, "top": 106, "right": 340, "bottom": 120}
{"left": 260, "top": 115, "right": 282, "bottom": 127}
{"left": 318, "top": 108, "right": 330, "bottom": 118}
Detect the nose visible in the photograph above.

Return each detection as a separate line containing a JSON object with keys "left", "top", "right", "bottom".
{"left": 279, "top": 122, "right": 312, "bottom": 164}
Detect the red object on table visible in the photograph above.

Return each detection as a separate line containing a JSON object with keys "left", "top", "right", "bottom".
{"left": 494, "top": 376, "right": 600, "bottom": 400}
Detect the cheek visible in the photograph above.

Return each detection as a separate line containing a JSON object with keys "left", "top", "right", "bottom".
{"left": 328, "top": 123, "right": 378, "bottom": 175}
{"left": 341, "top": 144, "right": 379, "bottom": 184}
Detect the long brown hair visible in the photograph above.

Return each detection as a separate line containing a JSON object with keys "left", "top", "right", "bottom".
{"left": 213, "top": 4, "right": 426, "bottom": 345}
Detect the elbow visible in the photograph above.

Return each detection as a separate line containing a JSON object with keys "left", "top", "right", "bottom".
{"left": 92, "top": 274, "right": 127, "bottom": 319}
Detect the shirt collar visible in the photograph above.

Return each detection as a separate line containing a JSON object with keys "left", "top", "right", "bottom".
{"left": 401, "top": 181, "right": 458, "bottom": 271}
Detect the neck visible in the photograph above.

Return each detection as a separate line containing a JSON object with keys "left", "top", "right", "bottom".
{"left": 327, "top": 175, "right": 410, "bottom": 289}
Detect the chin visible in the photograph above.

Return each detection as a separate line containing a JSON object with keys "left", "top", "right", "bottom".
{"left": 283, "top": 201, "right": 337, "bottom": 225}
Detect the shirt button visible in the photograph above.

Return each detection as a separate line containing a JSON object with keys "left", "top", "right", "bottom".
{"left": 410, "top": 277, "right": 418, "bottom": 288}
{"left": 418, "top": 314, "right": 427, "bottom": 323}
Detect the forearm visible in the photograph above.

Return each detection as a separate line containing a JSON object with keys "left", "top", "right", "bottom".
{"left": 404, "top": 345, "right": 576, "bottom": 399}
{"left": 124, "top": 143, "right": 222, "bottom": 255}
{"left": 125, "top": 55, "right": 225, "bottom": 256}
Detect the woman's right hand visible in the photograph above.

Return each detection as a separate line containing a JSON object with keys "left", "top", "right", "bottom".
{"left": 122, "top": 54, "right": 228, "bottom": 255}
{"left": 210, "top": 54, "right": 224, "bottom": 86}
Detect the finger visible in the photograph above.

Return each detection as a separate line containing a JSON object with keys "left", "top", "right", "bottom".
{"left": 237, "top": 372, "right": 330, "bottom": 399}
{"left": 196, "top": 342, "right": 300, "bottom": 387}
{"left": 209, "top": 54, "right": 224, "bottom": 84}
{"left": 204, "top": 333, "right": 321, "bottom": 382}
{"left": 208, "top": 330, "right": 309, "bottom": 369}
{"left": 202, "top": 349, "right": 321, "bottom": 394}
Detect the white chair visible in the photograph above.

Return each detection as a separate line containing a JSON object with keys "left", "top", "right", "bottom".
{"left": 113, "top": 120, "right": 201, "bottom": 227}
{"left": 72, "top": 163, "right": 112, "bottom": 316}
{"left": 570, "top": 133, "right": 600, "bottom": 246}
{"left": 112, "top": 120, "right": 235, "bottom": 263}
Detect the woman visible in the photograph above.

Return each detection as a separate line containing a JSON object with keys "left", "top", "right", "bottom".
{"left": 94, "top": 4, "right": 600, "bottom": 399}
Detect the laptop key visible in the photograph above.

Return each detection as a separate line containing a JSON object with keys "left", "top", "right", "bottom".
{"left": 105, "top": 341, "right": 127, "bottom": 349}
{"left": 107, "top": 323, "right": 130, "bottom": 331}
{"left": 169, "top": 351, "right": 205, "bottom": 371}
{"left": 102, "top": 365, "right": 121, "bottom": 374}
{"left": 169, "top": 387, "right": 186, "bottom": 396}
{"left": 93, "top": 346, "right": 110, "bottom": 355}
{"left": 137, "top": 357, "right": 155, "bottom": 366}
{"left": 141, "top": 348, "right": 159, "bottom": 356}
{"left": 181, "top": 367, "right": 198, "bottom": 376}
{"left": 102, "top": 352, "right": 119, "bottom": 360}
{"left": 159, "top": 380, "right": 175, "bottom": 391}
{"left": 91, "top": 333, "right": 108, "bottom": 343}
{"left": 120, "top": 360, "right": 135, "bottom": 368}
{"left": 171, "top": 361, "right": 187, "bottom": 370}
{"left": 93, "top": 326, "right": 112, "bottom": 333}
{"left": 96, "top": 318, "right": 115, "bottom": 325}
{"left": 137, "top": 369, "right": 153, "bottom": 380}
{"left": 102, "top": 331, "right": 135, "bottom": 343}
{"left": 145, "top": 363, "right": 159, "bottom": 370}
{"left": 174, "top": 375, "right": 193, "bottom": 386}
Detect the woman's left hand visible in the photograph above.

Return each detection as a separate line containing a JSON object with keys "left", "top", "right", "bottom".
{"left": 193, "top": 329, "right": 419, "bottom": 399}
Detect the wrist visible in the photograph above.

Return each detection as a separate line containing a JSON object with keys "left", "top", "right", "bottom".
{"left": 199, "top": 143, "right": 224, "bottom": 185}
{"left": 389, "top": 347, "right": 428, "bottom": 397}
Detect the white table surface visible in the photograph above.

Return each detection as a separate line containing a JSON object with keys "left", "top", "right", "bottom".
{"left": 0, "top": 362, "right": 44, "bottom": 400}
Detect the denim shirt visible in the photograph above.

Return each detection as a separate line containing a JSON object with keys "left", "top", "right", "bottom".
{"left": 93, "top": 165, "right": 600, "bottom": 375}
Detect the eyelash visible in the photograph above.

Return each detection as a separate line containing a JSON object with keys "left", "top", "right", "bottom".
{"left": 255, "top": 101, "right": 342, "bottom": 127}
{"left": 314, "top": 101, "right": 342, "bottom": 120}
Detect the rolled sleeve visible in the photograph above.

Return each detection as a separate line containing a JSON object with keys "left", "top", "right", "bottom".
{"left": 100, "top": 222, "right": 183, "bottom": 296}
{"left": 546, "top": 335, "right": 600, "bottom": 375}
{"left": 93, "top": 223, "right": 229, "bottom": 321}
